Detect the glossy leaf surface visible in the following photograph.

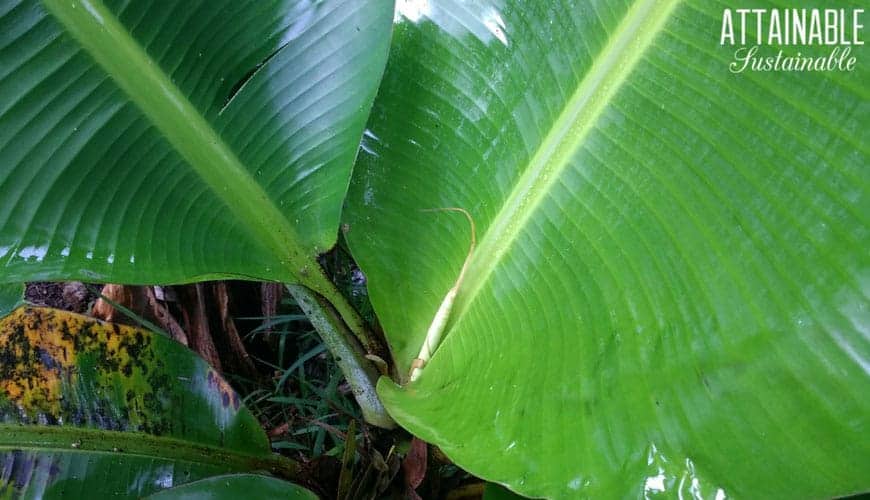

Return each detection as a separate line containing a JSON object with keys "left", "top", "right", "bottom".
{"left": 345, "top": 0, "right": 869, "bottom": 497}
{"left": 145, "top": 474, "right": 317, "bottom": 500}
{"left": 0, "top": 0, "right": 392, "bottom": 286}
{"left": 0, "top": 307, "right": 297, "bottom": 498}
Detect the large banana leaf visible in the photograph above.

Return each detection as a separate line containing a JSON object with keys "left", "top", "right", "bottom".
{"left": 345, "top": 0, "right": 869, "bottom": 497}
{"left": 0, "top": 306, "right": 311, "bottom": 498}
{"left": 0, "top": 0, "right": 392, "bottom": 290}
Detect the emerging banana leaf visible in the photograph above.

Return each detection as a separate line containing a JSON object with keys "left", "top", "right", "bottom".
{"left": 0, "top": 0, "right": 392, "bottom": 294}
{"left": 0, "top": 306, "right": 312, "bottom": 498}
{"left": 345, "top": 0, "right": 869, "bottom": 497}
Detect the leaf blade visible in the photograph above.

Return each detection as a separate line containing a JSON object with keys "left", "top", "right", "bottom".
{"left": 0, "top": 306, "right": 297, "bottom": 497}
{"left": 347, "top": 0, "right": 870, "bottom": 497}
{"left": 42, "top": 0, "right": 302, "bottom": 275}
{"left": 143, "top": 474, "right": 317, "bottom": 500}
{"left": 0, "top": 283, "right": 22, "bottom": 316}
{"left": 0, "top": 0, "right": 394, "bottom": 285}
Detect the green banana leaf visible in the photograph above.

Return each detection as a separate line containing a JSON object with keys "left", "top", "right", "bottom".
{"left": 144, "top": 474, "right": 317, "bottom": 500}
{"left": 0, "top": 306, "right": 307, "bottom": 498}
{"left": 345, "top": 0, "right": 869, "bottom": 498}
{"left": 484, "top": 483, "right": 525, "bottom": 500}
{"left": 0, "top": 283, "right": 22, "bottom": 316}
{"left": 0, "top": 0, "right": 392, "bottom": 289}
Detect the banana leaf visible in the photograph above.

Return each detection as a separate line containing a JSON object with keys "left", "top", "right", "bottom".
{"left": 0, "top": 283, "right": 22, "bottom": 316}
{"left": 344, "top": 0, "right": 869, "bottom": 497}
{"left": 144, "top": 474, "right": 317, "bottom": 500}
{"left": 0, "top": 0, "right": 392, "bottom": 293}
{"left": 0, "top": 306, "right": 309, "bottom": 498}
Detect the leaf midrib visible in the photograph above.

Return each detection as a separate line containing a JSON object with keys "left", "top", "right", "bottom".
{"left": 0, "top": 424, "right": 298, "bottom": 477}
{"left": 42, "top": 0, "right": 306, "bottom": 276}
{"left": 449, "top": 0, "right": 682, "bottom": 335}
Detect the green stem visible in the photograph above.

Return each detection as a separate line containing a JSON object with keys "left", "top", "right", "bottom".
{"left": 301, "top": 266, "right": 390, "bottom": 363}
{"left": 286, "top": 284, "right": 395, "bottom": 429}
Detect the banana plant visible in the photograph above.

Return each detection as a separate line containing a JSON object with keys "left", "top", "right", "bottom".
{"left": 1, "top": 0, "right": 868, "bottom": 498}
